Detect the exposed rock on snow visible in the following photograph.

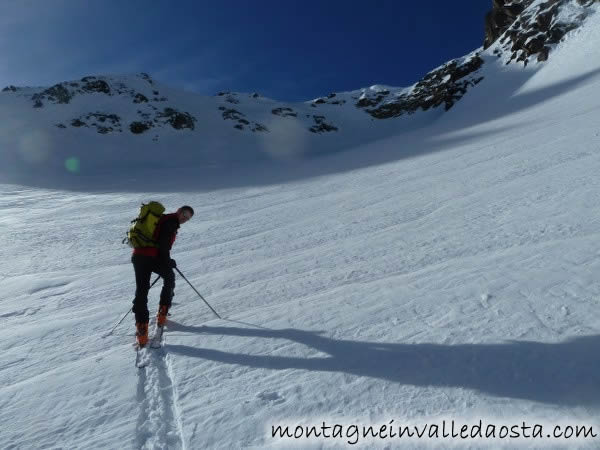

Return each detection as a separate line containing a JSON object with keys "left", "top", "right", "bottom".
{"left": 70, "top": 112, "right": 123, "bottom": 134}
{"left": 355, "top": 54, "right": 484, "bottom": 118}
{"left": 129, "top": 121, "right": 152, "bottom": 134}
{"left": 133, "top": 93, "right": 149, "bottom": 103}
{"left": 487, "top": 0, "right": 595, "bottom": 65}
{"left": 157, "top": 107, "right": 196, "bottom": 130}
{"left": 485, "top": 0, "right": 528, "bottom": 49}
{"left": 27, "top": 75, "right": 164, "bottom": 108}
{"left": 217, "top": 91, "right": 241, "bottom": 104}
{"left": 125, "top": 108, "right": 197, "bottom": 134}
{"left": 20, "top": 74, "right": 199, "bottom": 135}
{"left": 310, "top": 92, "right": 347, "bottom": 106}
{"left": 272, "top": 107, "right": 298, "bottom": 118}
{"left": 219, "top": 106, "right": 269, "bottom": 132}
{"left": 139, "top": 72, "right": 154, "bottom": 85}
{"left": 32, "top": 83, "right": 74, "bottom": 106}
{"left": 81, "top": 77, "right": 111, "bottom": 94}
{"left": 309, "top": 115, "right": 338, "bottom": 133}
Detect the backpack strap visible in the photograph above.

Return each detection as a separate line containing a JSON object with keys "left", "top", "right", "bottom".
{"left": 153, "top": 213, "right": 178, "bottom": 241}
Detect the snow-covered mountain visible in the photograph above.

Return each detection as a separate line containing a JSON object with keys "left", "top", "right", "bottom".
{"left": 0, "top": 0, "right": 596, "bottom": 186}
{"left": 3, "top": 1, "right": 600, "bottom": 449}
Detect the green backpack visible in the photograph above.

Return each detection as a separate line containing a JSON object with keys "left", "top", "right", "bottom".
{"left": 123, "top": 201, "right": 166, "bottom": 248}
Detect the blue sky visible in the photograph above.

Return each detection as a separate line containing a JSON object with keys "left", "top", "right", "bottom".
{"left": 1, "top": 1, "right": 491, "bottom": 102}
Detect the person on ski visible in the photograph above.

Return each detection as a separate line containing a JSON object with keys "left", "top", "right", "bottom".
{"left": 131, "top": 205, "right": 194, "bottom": 346}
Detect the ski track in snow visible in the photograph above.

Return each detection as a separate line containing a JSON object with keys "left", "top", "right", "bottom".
{"left": 136, "top": 324, "right": 186, "bottom": 450}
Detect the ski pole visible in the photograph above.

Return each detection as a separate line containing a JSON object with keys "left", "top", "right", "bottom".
{"left": 107, "top": 275, "right": 161, "bottom": 335}
{"left": 175, "top": 267, "right": 222, "bottom": 319}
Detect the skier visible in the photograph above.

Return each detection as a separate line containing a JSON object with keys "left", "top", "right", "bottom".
{"left": 131, "top": 205, "right": 194, "bottom": 346}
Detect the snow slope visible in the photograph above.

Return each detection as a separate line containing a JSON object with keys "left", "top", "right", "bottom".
{"left": 2, "top": 4, "right": 600, "bottom": 449}
{"left": 0, "top": 72, "right": 440, "bottom": 187}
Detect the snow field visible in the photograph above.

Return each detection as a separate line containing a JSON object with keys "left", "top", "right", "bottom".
{"left": 2, "top": 6, "right": 600, "bottom": 448}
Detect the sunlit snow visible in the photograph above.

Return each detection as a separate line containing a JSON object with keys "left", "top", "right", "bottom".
{"left": 1, "top": 5, "right": 600, "bottom": 449}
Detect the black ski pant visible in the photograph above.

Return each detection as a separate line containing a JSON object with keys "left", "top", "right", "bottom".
{"left": 131, "top": 254, "right": 175, "bottom": 323}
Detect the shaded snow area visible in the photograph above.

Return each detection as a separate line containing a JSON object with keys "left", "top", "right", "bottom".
{"left": 3, "top": 7, "right": 600, "bottom": 450}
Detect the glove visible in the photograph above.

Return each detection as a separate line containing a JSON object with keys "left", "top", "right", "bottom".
{"left": 169, "top": 258, "right": 177, "bottom": 269}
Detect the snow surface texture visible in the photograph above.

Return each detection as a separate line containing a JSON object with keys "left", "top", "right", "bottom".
{"left": 2, "top": 4, "right": 600, "bottom": 449}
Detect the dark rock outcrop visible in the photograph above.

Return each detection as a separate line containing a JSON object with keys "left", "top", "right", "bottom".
{"left": 82, "top": 79, "right": 111, "bottom": 94}
{"left": 220, "top": 106, "right": 244, "bottom": 121}
{"left": 8, "top": 74, "right": 199, "bottom": 138}
{"left": 28, "top": 77, "right": 111, "bottom": 108}
{"left": 309, "top": 115, "right": 338, "bottom": 133}
{"left": 139, "top": 73, "right": 154, "bottom": 85}
{"left": 487, "top": 0, "right": 594, "bottom": 65}
{"left": 129, "top": 108, "right": 197, "bottom": 134}
{"left": 216, "top": 92, "right": 241, "bottom": 104}
{"left": 272, "top": 107, "right": 298, "bottom": 117}
{"left": 133, "top": 93, "right": 149, "bottom": 103}
{"left": 219, "top": 106, "right": 267, "bottom": 132}
{"left": 484, "top": 0, "right": 529, "bottom": 49}
{"left": 252, "top": 123, "right": 268, "bottom": 132}
{"left": 31, "top": 84, "right": 74, "bottom": 106}
{"left": 130, "top": 121, "right": 153, "bottom": 134}
{"left": 157, "top": 108, "right": 196, "bottom": 130}
{"left": 356, "top": 54, "right": 484, "bottom": 119}
{"left": 356, "top": 90, "right": 389, "bottom": 109}
{"left": 68, "top": 112, "right": 122, "bottom": 134}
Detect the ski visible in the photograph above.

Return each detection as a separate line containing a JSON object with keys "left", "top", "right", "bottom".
{"left": 150, "top": 324, "right": 165, "bottom": 349}
{"left": 135, "top": 345, "right": 151, "bottom": 368}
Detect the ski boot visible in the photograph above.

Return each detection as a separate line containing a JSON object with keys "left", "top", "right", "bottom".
{"left": 157, "top": 305, "right": 169, "bottom": 327}
{"left": 136, "top": 322, "right": 149, "bottom": 347}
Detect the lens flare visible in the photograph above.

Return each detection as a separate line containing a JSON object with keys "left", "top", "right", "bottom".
{"left": 65, "top": 157, "right": 80, "bottom": 173}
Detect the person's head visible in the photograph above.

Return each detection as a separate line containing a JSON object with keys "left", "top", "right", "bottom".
{"left": 176, "top": 205, "right": 194, "bottom": 224}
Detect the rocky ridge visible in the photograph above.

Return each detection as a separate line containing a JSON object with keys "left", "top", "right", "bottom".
{"left": 1, "top": 0, "right": 596, "bottom": 141}
{"left": 486, "top": 0, "right": 597, "bottom": 65}
{"left": 308, "top": 0, "right": 595, "bottom": 120}
{"left": 308, "top": 51, "right": 485, "bottom": 120}
{"left": 356, "top": 54, "right": 484, "bottom": 119}
{"left": 2, "top": 74, "right": 196, "bottom": 139}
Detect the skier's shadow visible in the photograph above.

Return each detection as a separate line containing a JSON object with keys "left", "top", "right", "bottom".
{"left": 166, "top": 322, "right": 600, "bottom": 406}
